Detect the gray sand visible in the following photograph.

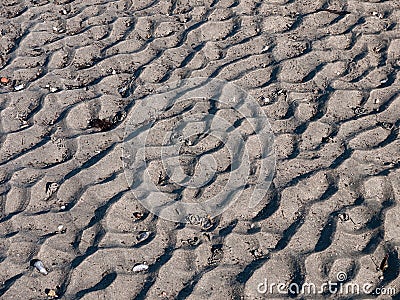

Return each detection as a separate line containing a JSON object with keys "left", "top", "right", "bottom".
{"left": 0, "top": 0, "right": 399, "bottom": 299}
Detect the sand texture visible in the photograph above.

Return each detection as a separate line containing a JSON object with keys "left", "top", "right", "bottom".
{"left": 0, "top": 0, "right": 400, "bottom": 299}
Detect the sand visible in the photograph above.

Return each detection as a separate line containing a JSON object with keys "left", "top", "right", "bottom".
{"left": 0, "top": 0, "right": 399, "bottom": 299}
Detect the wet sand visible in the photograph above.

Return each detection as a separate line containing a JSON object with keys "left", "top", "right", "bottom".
{"left": 0, "top": 0, "right": 400, "bottom": 299}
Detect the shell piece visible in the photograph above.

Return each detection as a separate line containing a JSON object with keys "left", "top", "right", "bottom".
{"left": 57, "top": 224, "right": 66, "bottom": 234}
{"left": 31, "top": 259, "right": 48, "bottom": 275}
{"left": 186, "top": 214, "right": 213, "bottom": 230}
{"left": 88, "top": 118, "right": 113, "bottom": 131}
{"left": 14, "top": 84, "right": 24, "bottom": 91}
{"left": 380, "top": 254, "right": 389, "bottom": 272}
{"left": 112, "top": 111, "right": 126, "bottom": 123}
{"left": 132, "top": 263, "right": 149, "bottom": 272}
{"left": 136, "top": 231, "right": 151, "bottom": 243}
{"left": 45, "top": 182, "right": 59, "bottom": 199}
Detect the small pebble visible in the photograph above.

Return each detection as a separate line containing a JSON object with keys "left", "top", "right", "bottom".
{"left": 45, "top": 288, "right": 58, "bottom": 298}
{"left": 0, "top": 77, "right": 9, "bottom": 84}
{"left": 132, "top": 211, "right": 144, "bottom": 220}
{"left": 159, "top": 291, "right": 168, "bottom": 297}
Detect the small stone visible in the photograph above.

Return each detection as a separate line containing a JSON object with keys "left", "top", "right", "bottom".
{"left": 45, "top": 289, "right": 58, "bottom": 298}
{"left": 132, "top": 211, "right": 144, "bottom": 220}
{"left": 0, "top": 77, "right": 9, "bottom": 84}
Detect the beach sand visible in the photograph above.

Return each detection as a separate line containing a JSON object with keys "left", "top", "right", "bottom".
{"left": 0, "top": 0, "right": 399, "bottom": 299}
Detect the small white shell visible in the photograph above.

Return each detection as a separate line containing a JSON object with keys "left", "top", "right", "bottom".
{"left": 33, "top": 260, "right": 48, "bottom": 275}
{"left": 132, "top": 263, "right": 149, "bottom": 272}
{"left": 136, "top": 231, "right": 151, "bottom": 243}
{"left": 14, "top": 84, "right": 24, "bottom": 91}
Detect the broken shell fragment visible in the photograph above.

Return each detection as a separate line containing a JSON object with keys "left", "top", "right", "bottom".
{"left": 31, "top": 259, "right": 48, "bottom": 275}
{"left": 132, "top": 263, "right": 149, "bottom": 272}
{"left": 208, "top": 244, "right": 223, "bottom": 265}
{"left": 182, "top": 236, "right": 200, "bottom": 247}
{"left": 57, "top": 224, "right": 66, "bottom": 234}
{"left": 186, "top": 214, "right": 213, "bottom": 230}
{"left": 136, "top": 231, "right": 151, "bottom": 243}
{"left": 379, "top": 253, "right": 389, "bottom": 272}
{"left": 46, "top": 182, "right": 59, "bottom": 199}
{"left": 88, "top": 118, "right": 113, "bottom": 131}
{"left": 251, "top": 248, "right": 265, "bottom": 259}
{"left": 14, "top": 84, "right": 24, "bottom": 91}
{"left": 200, "top": 217, "right": 213, "bottom": 230}
{"left": 112, "top": 111, "right": 126, "bottom": 123}
{"left": 338, "top": 213, "right": 349, "bottom": 222}
{"left": 49, "top": 86, "right": 59, "bottom": 93}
